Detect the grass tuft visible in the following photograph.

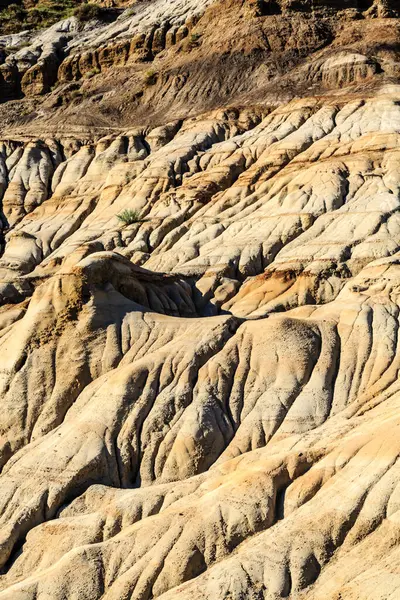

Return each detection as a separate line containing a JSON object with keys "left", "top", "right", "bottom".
{"left": 117, "top": 209, "right": 142, "bottom": 225}
{"left": 73, "top": 3, "right": 102, "bottom": 23}
{"left": 143, "top": 69, "right": 158, "bottom": 86}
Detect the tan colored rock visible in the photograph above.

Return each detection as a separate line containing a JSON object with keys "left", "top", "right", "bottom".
{"left": 1, "top": 1, "right": 400, "bottom": 598}
{"left": 0, "top": 89, "right": 399, "bottom": 598}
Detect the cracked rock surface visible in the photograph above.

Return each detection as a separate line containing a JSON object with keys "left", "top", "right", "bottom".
{"left": 1, "top": 0, "right": 400, "bottom": 599}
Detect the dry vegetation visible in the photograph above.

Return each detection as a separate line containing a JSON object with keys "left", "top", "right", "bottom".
{"left": 0, "top": 0, "right": 104, "bottom": 34}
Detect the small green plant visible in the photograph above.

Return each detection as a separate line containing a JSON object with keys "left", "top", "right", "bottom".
{"left": 0, "top": 0, "right": 78, "bottom": 34}
{"left": 85, "top": 67, "right": 101, "bottom": 78}
{"left": 5, "top": 41, "right": 31, "bottom": 54}
{"left": 144, "top": 69, "right": 158, "bottom": 86}
{"left": 29, "top": 6, "right": 51, "bottom": 26}
{"left": 4, "top": 3, "right": 26, "bottom": 20}
{"left": 117, "top": 209, "right": 142, "bottom": 225}
{"left": 73, "top": 3, "right": 102, "bottom": 23}
{"left": 188, "top": 32, "right": 202, "bottom": 49}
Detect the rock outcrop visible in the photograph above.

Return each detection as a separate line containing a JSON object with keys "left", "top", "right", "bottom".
{"left": 1, "top": 0, "right": 400, "bottom": 599}
{"left": 0, "top": 0, "right": 400, "bottom": 123}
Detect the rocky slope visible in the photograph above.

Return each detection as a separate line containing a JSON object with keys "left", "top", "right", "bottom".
{"left": 1, "top": 0, "right": 400, "bottom": 599}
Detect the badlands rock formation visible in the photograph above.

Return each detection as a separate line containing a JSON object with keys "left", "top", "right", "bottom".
{"left": 1, "top": 0, "right": 400, "bottom": 599}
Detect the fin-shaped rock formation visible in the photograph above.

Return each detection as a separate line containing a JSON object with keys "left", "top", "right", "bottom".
{"left": 1, "top": 0, "right": 400, "bottom": 598}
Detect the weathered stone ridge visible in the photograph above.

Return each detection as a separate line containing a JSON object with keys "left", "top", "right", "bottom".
{"left": 0, "top": 0, "right": 399, "bottom": 119}
{"left": 0, "top": 1, "right": 400, "bottom": 599}
{"left": 0, "top": 88, "right": 399, "bottom": 597}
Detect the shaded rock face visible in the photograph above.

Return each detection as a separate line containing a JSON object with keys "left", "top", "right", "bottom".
{"left": 0, "top": 63, "right": 21, "bottom": 102}
{"left": 0, "top": 0, "right": 399, "bottom": 120}
{"left": 1, "top": 89, "right": 400, "bottom": 598}
{"left": 2, "top": 1, "right": 400, "bottom": 600}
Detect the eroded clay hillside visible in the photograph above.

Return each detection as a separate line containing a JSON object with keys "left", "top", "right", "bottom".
{"left": 0, "top": 0, "right": 400, "bottom": 598}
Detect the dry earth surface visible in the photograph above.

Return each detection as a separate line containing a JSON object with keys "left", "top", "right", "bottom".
{"left": 1, "top": 0, "right": 400, "bottom": 598}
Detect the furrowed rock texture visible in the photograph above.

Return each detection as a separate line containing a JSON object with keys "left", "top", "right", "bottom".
{"left": 1, "top": 0, "right": 400, "bottom": 599}
{"left": 0, "top": 88, "right": 400, "bottom": 598}
{"left": 2, "top": 94, "right": 400, "bottom": 315}
{"left": 2, "top": 0, "right": 400, "bottom": 131}
{"left": 0, "top": 0, "right": 216, "bottom": 103}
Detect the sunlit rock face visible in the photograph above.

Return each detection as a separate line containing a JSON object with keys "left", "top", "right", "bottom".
{"left": 1, "top": 0, "right": 400, "bottom": 599}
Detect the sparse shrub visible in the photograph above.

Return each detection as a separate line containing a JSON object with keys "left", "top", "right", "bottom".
{"left": 117, "top": 209, "right": 141, "bottom": 225}
{"left": 51, "top": 2, "right": 70, "bottom": 10}
{"left": 73, "top": 3, "right": 102, "bottom": 23}
{"left": 85, "top": 67, "right": 101, "bottom": 78}
{"left": 3, "top": 3, "right": 26, "bottom": 22}
{"left": 6, "top": 3, "right": 24, "bottom": 16}
{"left": 144, "top": 69, "right": 158, "bottom": 86}
{"left": 0, "top": 0, "right": 80, "bottom": 33}
{"left": 188, "top": 32, "right": 201, "bottom": 49}
{"left": 29, "top": 7, "right": 50, "bottom": 26}
{"left": 5, "top": 41, "right": 31, "bottom": 54}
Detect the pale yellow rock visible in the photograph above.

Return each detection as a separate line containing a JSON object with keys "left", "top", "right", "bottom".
{"left": 1, "top": 42, "right": 400, "bottom": 600}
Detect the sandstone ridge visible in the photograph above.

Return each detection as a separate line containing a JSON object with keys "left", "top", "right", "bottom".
{"left": 0, "top": 1, "right": 400, "bottom": 599}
